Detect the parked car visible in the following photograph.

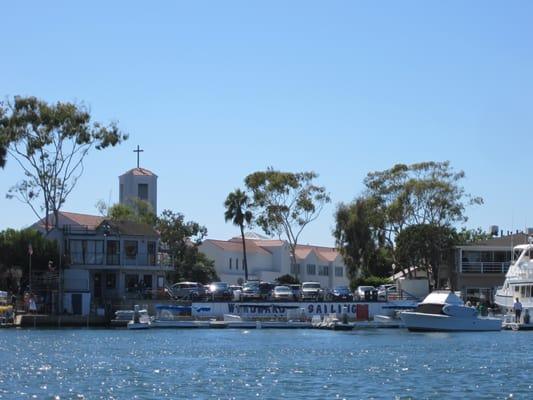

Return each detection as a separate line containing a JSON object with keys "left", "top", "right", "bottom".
{"left": 289, "top": 284, "right": 302, "bottom": 301}
{"left": 258, "top": 282, "right": 275, "bottom": 300}
{"left": 241, "top": 281, "right": 262, "bottom": 301}
{"left": 354, "top": 285, "right": 376, "bottom": 301}
{"left": 207, "top": 282, "right": 231, "bottom": 300}
{"left": 170, "top": 282, "right": 206, "bottom": 300}
{"left": 377, "top": 284, "right": 397, "bottom": 300}
{"left": 272, "top": 285, "right": 293, "bottom": 301}
{"left": 301, "top": 282, "right": 324, "bottom": 301}
{"left": 330, "top": 286, "right": 353, "bottom": 301}
{"left": 228, "top": 285, "right": 242, "bottom": 301}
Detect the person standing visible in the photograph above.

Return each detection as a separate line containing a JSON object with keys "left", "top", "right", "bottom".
{"left": 513, "top": 297, "right": 523, "bottom": 323}
{"left": 28, "top": 295, "right": 37, "bottom": 314}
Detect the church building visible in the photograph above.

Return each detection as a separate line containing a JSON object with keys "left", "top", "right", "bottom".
{"left": 31, "top": 147, "right": 171, "bottom": 315}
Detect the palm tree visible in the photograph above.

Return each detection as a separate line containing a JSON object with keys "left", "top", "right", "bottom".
{"left": 224, "top": 189, "right": 253, "bottom": 281}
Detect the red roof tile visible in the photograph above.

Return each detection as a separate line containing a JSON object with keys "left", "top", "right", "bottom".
{"left": 120, "top": 167, "right": 157, "bottom": 177}
{"left": 33, "top": 211, "right": 104, "bottom": 230}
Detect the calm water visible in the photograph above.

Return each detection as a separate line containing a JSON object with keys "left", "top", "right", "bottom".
{"left": 0, "top": 328, "right": 532, "bottom": 399}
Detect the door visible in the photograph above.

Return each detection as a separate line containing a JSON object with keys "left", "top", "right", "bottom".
{"left": 143, "top": 274, "right": 153, "bottom": 298}
{"left": 72, "top": 293, "right": 82, "bottom": 315}
{"left": 94, "top": 273, "right": 102, "bottom": 299}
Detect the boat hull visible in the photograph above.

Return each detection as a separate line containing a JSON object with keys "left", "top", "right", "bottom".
{"left": 400, "top": 312, "right": 501, "bottom": 332}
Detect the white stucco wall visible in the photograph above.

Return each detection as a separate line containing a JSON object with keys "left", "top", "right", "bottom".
{"left": 119, "top": 172, "right": 158, "bottom": 215}
{"left": 200, "top": 239, "right": 350, "bottom": 289}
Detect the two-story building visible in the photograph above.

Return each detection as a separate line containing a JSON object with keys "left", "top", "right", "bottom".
{"left": 446, "top": 232, "right": 527, "bottom": 305}
{"left": 33, "top": 211, "right": 172, "bottom": 314}
{"left": 200, "top": 234, "right": 350, "bottom": 288}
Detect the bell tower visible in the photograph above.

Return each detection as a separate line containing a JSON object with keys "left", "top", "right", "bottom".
{"left": 119, "top": 145, "right": 158, "bottom": 214}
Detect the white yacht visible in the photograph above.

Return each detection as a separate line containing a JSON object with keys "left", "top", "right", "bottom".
{"left": 400, "top": 291, "right": 501, "bottom": 332}
{"left": 495, "top": 243, "right": 533, "bottom": 310}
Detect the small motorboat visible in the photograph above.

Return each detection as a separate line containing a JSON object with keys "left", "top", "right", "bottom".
{"left": 400, "top": 291, "right": 502, "bottom": 332}
{"left": 127, "top": 305, "right": 151, "bottom": 330}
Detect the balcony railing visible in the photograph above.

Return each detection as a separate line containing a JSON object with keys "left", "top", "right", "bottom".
{"left": 461, "top": 262, "right": 510, "bottom": 274}
{"left": 123, "top": 253, "right": 157, "bottom": 266}
{"left": 69, "top": 252, "right": 160, "bottom": 267}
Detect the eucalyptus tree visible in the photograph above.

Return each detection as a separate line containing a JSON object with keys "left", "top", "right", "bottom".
{"left": 0, "top": 142, "right": 7, "bottom": 168}
{"left": 0, "top": 96, "right": 128, "bottom": 232}
{"left": 0, "top": 104, "right": 8, "bottom": 168}
{"left": 156, "top": 210, "right": 217, "bottom": 284}
{"left": 395, "top": 224, "right": 456, "bottom": 289}
{"left": 363, "top": 161, "right": 483, "bottom": 246}
{"left": 245, "top": 168, "right": 331, "bottom": 280}
{"left": 335, "top": 161, "right": 483, "bottom": 282}
{"left": 333, "top": 197, "right": 392, "bottom": 282}
{"left": 224, "top": 189, "right": 253, "bottom": 281}
{"left": 96, "top": 198, "right": 157, "bottom": 226}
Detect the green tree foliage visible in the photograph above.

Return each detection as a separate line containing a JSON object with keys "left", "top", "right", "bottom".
{"left": 156, "top": 210, "right": 217, "bottom": 284}
{"left": 0, "top": 96, "right": 128, "bottom": 232}
{"left": 363, "top": 161, "right": 483, "bottom": 245}
{"left": 0, "top": 228, "right": 59, "bottom": 292}
{"left": 244, "top": 168, "right": 331, "bottom": 279}
{"left": 335, "top": 161, "right": 482, "bottom": 284}
{"left": 0, "top": 146, "right": 6, "bottom": 168}
{"left": 351, "top": 275, "right": 392, "bottom": 290}
{"left": 454, "top": 227, "right": 491, "bottom": 245}
{"left": 0, "top": 105, "right": 9, "bottom": 168}
{"left": 333, "top": 197, "right": 392, "bottom": 281}
{"left": 395, "top": 224, "right": 456, "bottom": 288}
{"left": 97, "top": 199, "right": 157, "bottom": 226}
{"left": 224, "top": 189, "right": 253, "bottom": 281}
{"left": 274, "top": 274, "right": 300, "bottom": 285}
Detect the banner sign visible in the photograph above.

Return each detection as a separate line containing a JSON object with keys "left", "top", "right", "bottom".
{"left": 191, "top": 302, "right": 388, "bottom": 318}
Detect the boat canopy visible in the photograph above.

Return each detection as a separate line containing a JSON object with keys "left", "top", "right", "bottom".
{"left": 421, "top": 291, "right": 463, "bottom": 306}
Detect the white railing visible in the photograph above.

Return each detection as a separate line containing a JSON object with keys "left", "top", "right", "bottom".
{"left": 461, "top": 262, "right": 510, "bottom": 274}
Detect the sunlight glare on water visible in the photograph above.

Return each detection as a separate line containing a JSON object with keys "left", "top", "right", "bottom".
{"left": 0, "top": 329, "right": 532, "bottom": 399}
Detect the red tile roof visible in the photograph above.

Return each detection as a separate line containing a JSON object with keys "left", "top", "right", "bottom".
{"left": 33, "top": 211, "right": 105, "bottom": 230}
{"left": 208, "top": 236, "right": 340, "bottom": 262}
{"left": 120, "top": 167, "right": 157, "bottom": 177}
{"left": 208, "top": 239, "right": 272, "bottom": 255}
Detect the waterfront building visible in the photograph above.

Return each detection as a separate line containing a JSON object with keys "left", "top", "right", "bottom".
{"left": 444, "top": 232, "right": 528, "bottom": 304}
{"left": 30, "top": 158, "right": 170, "bottom": 315}
{"left": 32, "top": 211, "right": 172, "bottom": 314}
{"left": 200, "top": 233, "right": 350, "bottom": 288}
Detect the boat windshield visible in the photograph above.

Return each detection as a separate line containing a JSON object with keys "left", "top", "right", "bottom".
{"left": 512, "top": 247, "right": 533, "bottom": 263}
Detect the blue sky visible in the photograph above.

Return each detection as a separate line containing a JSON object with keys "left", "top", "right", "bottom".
{"left": 1, "top": 1, "right": 532, "bottom": 246}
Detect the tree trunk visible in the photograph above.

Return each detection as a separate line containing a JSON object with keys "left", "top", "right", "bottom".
{"left": 45, "top": 204, "right": 50, "bottom": 233}
{"left": 290, "top": 245, "right": 298, "bottom": 281}
{"left": 240, "top": 224, "right": 249, "bottom": 281}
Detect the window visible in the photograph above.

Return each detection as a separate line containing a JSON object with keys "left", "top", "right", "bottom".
{"left": 306, "top": 264, "right": 316, "bottom": 275}
{"left": 318, "top": 265, "right": 329, "bottom": 276}
{"left": 291, "top": 263, "right": 301, "bottom": 274}
{"left": 236, "top": 258, "right": 239, "bottom": 270}
{"left": 106, "top": 240, "right": 120, "bottom": 265}
{"left": 120, "top": 183, "right": 124, "bottom": 203}
{"left": 69, "top": 240, "right": 104, "bottom": 265}
{"left": 125, "top": 274, "right": 139, "bottom": 292}
{"left": 106, "top": 273, "right": 116, "bottom": 289}
{"left": 124, "top": 241, "right": 138, "bottom": 259}
{"left": 147, "top": 241, "right": 156, "bottom": 265}
{"left": 229, "top": 258, "right": 232, "bottom": 270}
{"left": 138, "top": 184, "right": 148, "bottom": 200}
{"left": 335, "top": 266, "right": 343, "bottom": 277}
{"left": 157, "top": 275, "right": 164, "bottom": 288}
